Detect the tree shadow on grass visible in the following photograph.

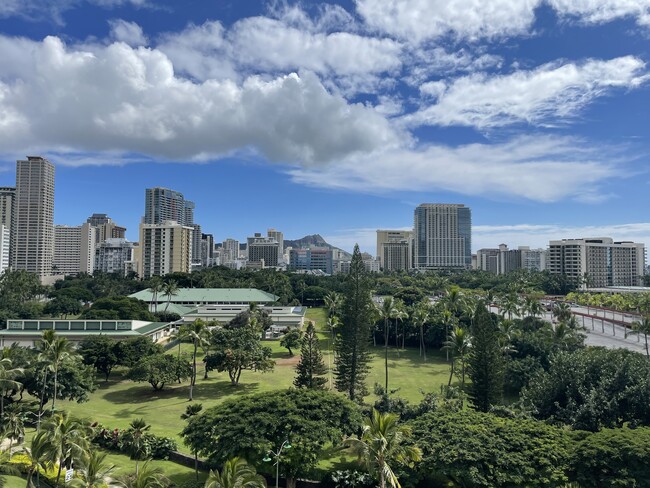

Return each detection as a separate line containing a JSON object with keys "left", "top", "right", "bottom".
{"left": 102, "top": 380, "right": 260, "bottom": 405}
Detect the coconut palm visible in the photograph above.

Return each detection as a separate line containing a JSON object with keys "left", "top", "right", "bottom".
{"left": 36, "top": 330, "right": 57, "bottom": 430}
{"left": 377, "top": 297, "right": 397, "bottom": 392}
{"left": 0, "top": 449, "right": 20, "bottom": 488}
{"left": 631, "top": 316, "right": 650, "bottom": 357}
{"left": 323, "top": 292, "right": 343, "bottom": 319}
{"left": 499, "top": 294, "right": 520, "bottom": 320}
{"left": 392, "top": 299, "right": 408, "bottom": 351}
{"left": 2, "top": 406, "right": 26, "bottom": 460}
{"left": 343, "top": 409, "right": 421, "bottom": 488}
{"left": 181, "top": 404, "right": 203, "bottom": 480}
{"left": 204, "top": 457, "right": 267, "bottom": 488}
{"left": 0, "top": 358, "right": 23, "bottom": 418}
{"left": 163, "top": 280, "right": 179, "bottom": 312}
{"left": 148, "top": 277, "right": 164, "bottom": 313}
{"left": 552, "top": 302, "right": 572, "bottom": 323}
{"left": 68, "top": 450, "right": 119, "bottom": 488}
{"left": 412, "top": 304, "right": 430, "bottom": 361}
{"left": 442, "top": 286, "right": 464, "bottom": 318}
{"left": 24, "top": 430, "right": 56, "bottom": 488}
{"left": 117, "top": 462, "right": 169, "bottom": 488}
{"left": 44, "top": 412, "right": 91, "bottom": 487}
{"left": 442, "top": 327, "right": 472, "bottom": 388}
{"left": 523, "top": 296, "right": 544, "bottom": 319}
{"left": 182, "top": 320, "right": 210, "bottom": 401}
{"left": 123, "top": 419, "right": 151, "bottom": 476}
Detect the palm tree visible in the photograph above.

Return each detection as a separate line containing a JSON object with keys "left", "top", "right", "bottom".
{"left": 499, "top": 293, "right": 520, "bottom": 320}
{"left": 123, "top": 419, "right": 151, "bottom": 476}
{"left": 412, "top": 304, "right": 430, "bottom": 361}
{"left": 443, "top": 286, "right": 464, "bottom": 318}
{"left": 118, "top": 462, "right": 169, "bottom": 488}
{"left": 0, "top": 449, "right": 20, "bottom": 487}
{"left": 44, "top": 412, "right": 91, "bottom": 487}
{"left": 343, "top": 409, "right": 422, "bottom": 488}
{"left": 36, "top": 330, "right": 57, "bottom": 431}
{"left": 24, "top": 430, "right": 56, "bottom": 488}
{"left": 183, "top": 320, "right": 210, "bottom": 401}
{"left": 205, "top": 457, "right": 267, "bottom": 488}
{"left": 439, "top": 309, "right": 455, "bottom": 362}
{"left": 180, "top": 404, "right": 203, "bottom": 480}
{"left": 552, "top": 302, "right": 572, "bottom": 323}
{"left": 442, "top": 327, "right": 472, "bottom": 388}
{"left": 148, "top": 277, "right": 164, "bottom": 314}
{"left": 392, "top": 299, "right": 408, "bottom": 351}
{"left": 523, "top": 296, "right": 544, "bottom": 319}
{"left": 377, "top": 297, "right": 397, "bottom": 392}
{"left": 46, "top": 336, "right": 74, "bottom": 414}
{"left": 323, "top": 292, "right": 343, "bottom": 318}
{"left": 2, "top": 406, "right": 26, "bottom": 460}
{"left": 68, "top": 450, "right": 119, "bottom": 488}
{"left": 0, "top": 358, "right": 23, "bottom": 418}
{"left": 163, "top": 280, "right": 179, "bottom": 312}
{"left": 631, "top": 316, "right": 650, "bottom": 357}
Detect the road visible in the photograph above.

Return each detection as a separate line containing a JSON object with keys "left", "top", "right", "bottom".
{"left": 488, "top": 304, "right": 648, "bottom": 355}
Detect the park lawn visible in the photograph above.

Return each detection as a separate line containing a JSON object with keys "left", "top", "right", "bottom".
{"left": 61, "top": 307, "right": 451, "bottom": 448}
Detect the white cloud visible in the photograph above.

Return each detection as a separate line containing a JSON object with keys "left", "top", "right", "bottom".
{"left": 473, "top": 222, "right": 650, "bottom": 250}
{"left": 0, "top": 0, "right": 147, "bottom": 23}
{"left": 549, "top": 0, "right": 650, "bottom": 26}
{"left": 0, "top": 35, "right": 400, "bottom": 165}
{"left": 355, "top": 0, "right": 540, "bottom": 42}
{"left": 288, "top": 135, "right": 621, "bottom": 202}
{"left": 156, "top": 14, "right": 402, "bottom": 96}
{"left": 403, "top": 56, "right": 649, "bottom": 128}
{"left": 108, "top": 19, "right": 147, "bottom": 46}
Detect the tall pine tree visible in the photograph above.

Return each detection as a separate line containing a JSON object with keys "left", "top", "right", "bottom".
{"left": 335, "top": 244, "right": 373, "bottom": 401}
{"left": 294, "top": 322, "right": 328, "bottom": 389}
{"left": 467, "top": 303, "right": 504, "bottom": 412}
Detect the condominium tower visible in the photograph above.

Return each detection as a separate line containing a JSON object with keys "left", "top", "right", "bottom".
{"left": 12, "top": 157, "right": 55, "bottom": 277}
{"left": 548, "top": 237, "right": 645, "bottom": 288}
{"left": 144, "top": 187, "right": 194, "bottom": 226}
{"left": 137, "top": 221, "right": 193, "bottom": 279}
{"left": 413, "top": 204, "right": 472, "bottom": 270}
{"left": 53, "top": 223, "right": 97, "bottom": 275}
{"left": 376, "top": 229, "right": 412, "bottom": 271}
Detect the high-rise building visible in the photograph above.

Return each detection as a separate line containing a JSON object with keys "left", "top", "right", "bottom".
{"left": 222, "top": 238, "right": 240, "bottom": 264}
{"left": 247, "top": 233, "right": 279, "bottom": 267}
{"left": 138, "top": 221, "right": 193, "bottom": 279}
{"left": 53, "top": 223, "right": 97, "bottom": 275}
{"left": 289, "top": 248, "right": 333, "bottom": 274}
{"left": 86, "top": 214, "right": 126, "bottom": 244}
{"left": 376, "top": 229, "right": 412, "bottom": 271}
{"left": 519, "top": 247, "right": 547, "bottom": 272}
{"left": 0, "top": 187, "right": 15, "bottom": 264}
{"left": 413, "top": 204, "right": 471, "bottom": 270}
{"left": 0, "top": 224, "right": 10, "bottom": 273}
{"left": 191, "top": 224, "right": 202, "bottom": 265}
{"left": 200, "top": 233, "right": 215, "bottom": 268}
{"left": 548, "top": 237, "right": 645, "bottom": 288}
{"left": 13, "top": 156, "right": 55, "bottom": 277}
{"left": 144, "top": 187, "right": 194, "bottom": 226}
{"left": 267, "top": 228, "right": 284, "bottom": 264}
{"left": 95, "top": 238, "right": 134, "bottom": 275}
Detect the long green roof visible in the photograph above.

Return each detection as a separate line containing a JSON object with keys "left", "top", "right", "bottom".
{"left": 129, "top": 288, "right": 279, "bottom": 303}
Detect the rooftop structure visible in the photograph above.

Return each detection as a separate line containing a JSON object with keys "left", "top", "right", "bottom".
{"left": 129, "top": 287, "right": 279, "bottom": 306}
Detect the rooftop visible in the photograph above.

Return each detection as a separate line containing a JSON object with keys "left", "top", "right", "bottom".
{"left": 129, "top": 288, "right": 279, "bottom": 304}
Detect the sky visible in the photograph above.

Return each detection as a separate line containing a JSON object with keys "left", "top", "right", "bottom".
{"left": 0, "top": 0, "right": 649, "bottom": 255}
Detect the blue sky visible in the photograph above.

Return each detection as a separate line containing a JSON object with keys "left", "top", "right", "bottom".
{"left": 0, "top": 0, "right": 649, "bottom": 254}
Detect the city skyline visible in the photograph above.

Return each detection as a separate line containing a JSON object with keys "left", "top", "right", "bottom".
{"left": 0, "top": 2, "right": 649, "bottom": 254}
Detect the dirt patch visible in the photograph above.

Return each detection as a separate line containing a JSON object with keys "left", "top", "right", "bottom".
{"left": 276, "top": 356, "right": 301, "bottom": 366}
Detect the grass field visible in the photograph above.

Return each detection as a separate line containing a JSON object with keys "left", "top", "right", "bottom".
{"left": 61, "top": 308, "right": 450, "bottom": 448}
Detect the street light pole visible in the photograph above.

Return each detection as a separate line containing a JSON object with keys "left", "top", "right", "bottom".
{"left": 263, "top": 439, "right": 292, "bottom": 488}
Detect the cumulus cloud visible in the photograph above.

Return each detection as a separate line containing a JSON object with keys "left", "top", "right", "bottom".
{"left": 549, "top": 0, "right": 650, "bottom": 26}
{"left": 288, "top": 135, "right": 621, "bottom": 202}
{"left": 355, "top": 0, "right": 540, "bottom": 42}
{"left": 355, "top": 0, "right": 650, "bottom": 42}
{"left": 0, "top": 35, "right": 400, "bottom": 165}
{"left": 156, "top": 15, "right": 402, "bottom": 95}
{"left": 403, "top": 56, "right": 649, "bottom": 128}
{"left": 108, "top": 19, "right": 147, "bottom": 46}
